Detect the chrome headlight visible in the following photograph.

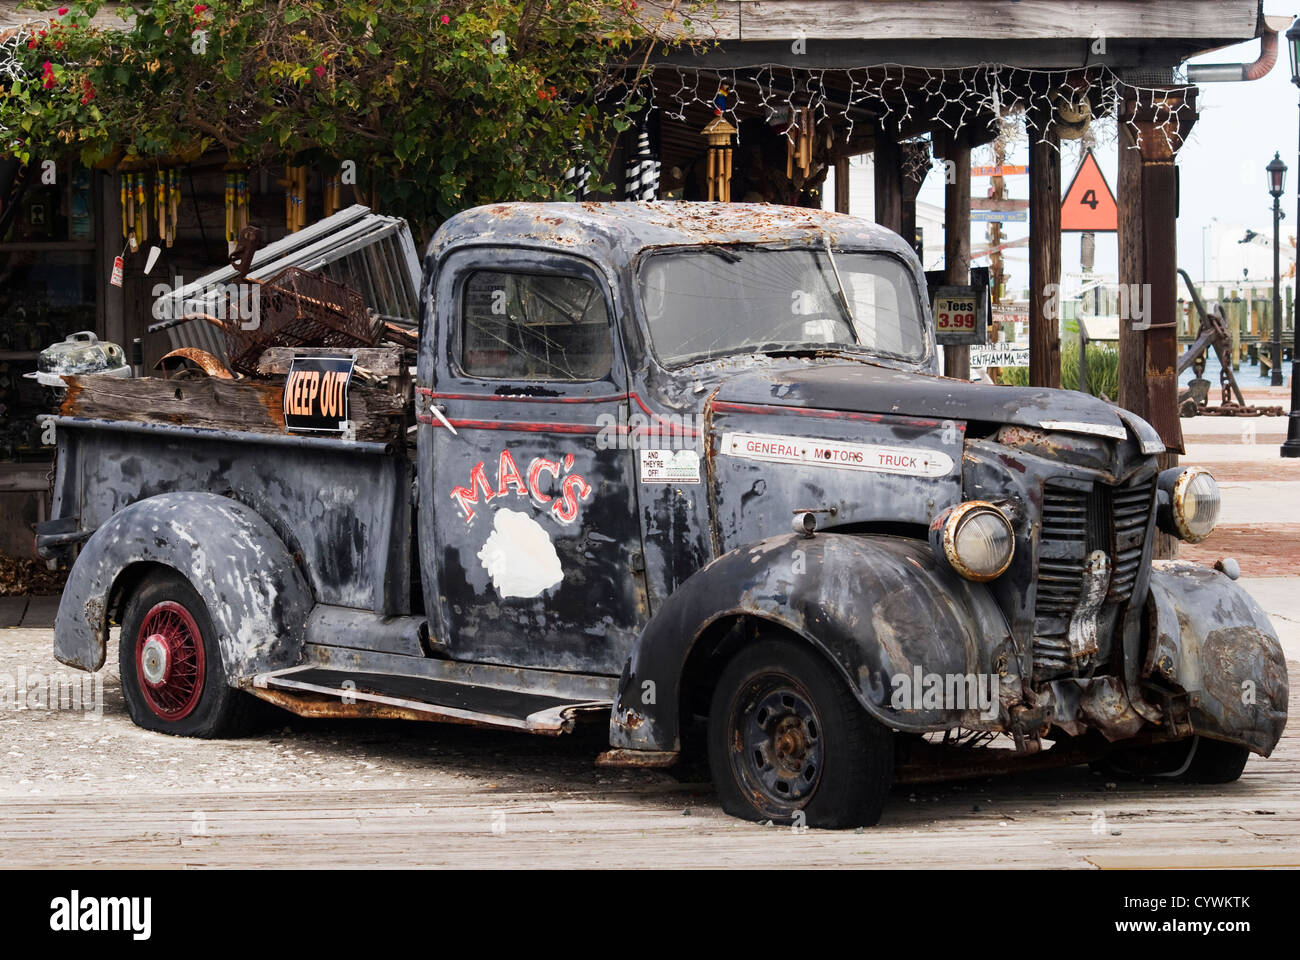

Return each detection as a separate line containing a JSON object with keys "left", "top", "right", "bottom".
{"left": 1157, "top": 466, "right": 1220, "bottom": 543}
{"left": 929, "top": 501, "right": 1015, "bottom": 581}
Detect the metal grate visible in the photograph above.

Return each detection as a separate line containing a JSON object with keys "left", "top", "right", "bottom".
{"left": 1036, "top": 484, "right": 1089, "bottom": 617}
{"left": 1035, "top": 475, "right": 1154, "bottom": 621}
{"left": 1109, "top": 478, "right": 1155, "bottom": 602}
{"left": 216, "top": 267, "right": 378, "bottom": 374}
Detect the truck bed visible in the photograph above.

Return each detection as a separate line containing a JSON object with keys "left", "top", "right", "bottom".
{"left": 44, "top": 412, "right": 415, "bottom": 616}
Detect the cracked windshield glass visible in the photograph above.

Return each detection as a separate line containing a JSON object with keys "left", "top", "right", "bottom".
{"left": 638, "top": 247, "right": 926, "bottom": 367}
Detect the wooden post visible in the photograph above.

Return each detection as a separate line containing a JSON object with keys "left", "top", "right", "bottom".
{"left": 1117, "top": 86, "right": 1197, "bottom": 454}
{"left": 941, "top": 131, "right": 971, "bottom": 379}
{"left": 834, "top": 157, "right": 850, "bottom": 214}
{"left": 1028, "top": 104, "right": 1061, "bottom": 388}
{"left": 873, "top": 122, "right": 903, "bottom": 236}
{"left": 901, "top": 140, "right": 931, "bottom": 259}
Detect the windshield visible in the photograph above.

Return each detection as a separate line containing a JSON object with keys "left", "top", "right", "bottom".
{"left": 638, "top": 247, "right": 927, "bottom": 367}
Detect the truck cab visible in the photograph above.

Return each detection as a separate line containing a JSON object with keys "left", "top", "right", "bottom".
{"left": 45, "top": 202, "right": 1288, "bottom": 828}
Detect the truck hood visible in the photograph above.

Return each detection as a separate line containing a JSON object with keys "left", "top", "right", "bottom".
{"left": 709, "top": 361, "right": 1159, "bottom": 447}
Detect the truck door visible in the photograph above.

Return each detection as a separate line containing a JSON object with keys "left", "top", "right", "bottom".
{"left": 418, "top": 248, "right": 648, "bottom": 675}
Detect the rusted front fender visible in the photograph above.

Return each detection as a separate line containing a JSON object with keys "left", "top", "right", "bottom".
{"left": 609, "top": 532, "right": 1020, "bottom": 752}
{"left": 1144, "top": 560, "right": 1288, "bottom": 756}
{"left": 54, "top": 491, "right": 313, "bottom": 679}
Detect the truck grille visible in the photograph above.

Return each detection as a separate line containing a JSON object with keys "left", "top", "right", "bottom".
{"left": 1035, "top": 476, "right": 1155, "bottom": 619}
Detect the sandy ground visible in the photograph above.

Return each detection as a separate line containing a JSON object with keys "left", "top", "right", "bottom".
{"left": 1, "top": 427, "right": 1298, "bottom": 868}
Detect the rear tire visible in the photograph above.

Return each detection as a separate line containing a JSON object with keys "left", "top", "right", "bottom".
{"left": 1096, "top": 735, "right": 1250, "bottom": 784}
{"left": 119, "top": 569, "right": 260, "bottom": 738}
{"left": 707, "top": 637, "right": 894, "bottom": 828}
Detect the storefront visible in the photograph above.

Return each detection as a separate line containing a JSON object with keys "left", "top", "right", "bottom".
{"left": 0, "top": 160, "right": 104, "bottom": 556}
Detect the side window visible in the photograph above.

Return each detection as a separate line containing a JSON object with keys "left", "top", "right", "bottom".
{"left": 460, "top": 270, "right": 613, "bottom": 380}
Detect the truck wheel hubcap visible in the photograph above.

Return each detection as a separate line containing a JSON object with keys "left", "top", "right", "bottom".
{"left": 136, "top": 601, "right": 205, "bottom": 720}
{"left": 735, "top": 679, "right": 823, "bottom": 809}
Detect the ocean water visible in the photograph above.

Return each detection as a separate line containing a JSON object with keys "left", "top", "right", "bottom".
{"left": 1183, "top": 343, "right": 1290, "bottom": 391}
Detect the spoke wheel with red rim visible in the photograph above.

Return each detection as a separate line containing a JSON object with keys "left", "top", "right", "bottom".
{"left": 135, "top": 600, "right": 206, "bottom": 721}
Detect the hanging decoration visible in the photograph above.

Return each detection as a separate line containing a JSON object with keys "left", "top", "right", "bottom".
{"left": 564, "top": 151, "right": 592, "bottom": 201}
{"left": 785, "top": 106, "right": 813, "bottom": 180}
{"left": 324, "top": 164, "right": 342, "bottom": 217}
{"left": 700, "top": 83, "right": 736, "bottom": 202}
{"left": 281, "top": 164, "right": 308, "bottom": 233}
{"left": 622, "top": 129, "right": 659, "bottom": 201}
{"left": 168, "top": 168, "right": 181, "bottom": 247}
{"left": 223, "top": 166, "right": 251, "bottom": 253}
{"left": 701, "top": 115, "right": 737, "bottom": 201}
{"left": 609, "top": 62, "right": 1197, "bottom": 159}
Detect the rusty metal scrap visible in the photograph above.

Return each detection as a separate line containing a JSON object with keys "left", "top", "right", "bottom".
{"left": 212, "top": 266, "right": 379, "bottom": 374}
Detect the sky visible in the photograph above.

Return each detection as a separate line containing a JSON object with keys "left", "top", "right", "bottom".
{"left": 907, "top": 3, "right": 1300, "bottom": 298}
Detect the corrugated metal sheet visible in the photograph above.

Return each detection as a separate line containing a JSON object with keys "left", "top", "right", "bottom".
{"left": 151, "top": 205, "right": 422, "bottom": 360}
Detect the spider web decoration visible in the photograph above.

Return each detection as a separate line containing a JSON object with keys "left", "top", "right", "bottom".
{"left": 606, "top": 62, "right": 1197, "bottom": 158}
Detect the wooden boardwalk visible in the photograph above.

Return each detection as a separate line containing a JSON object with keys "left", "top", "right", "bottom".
{"left": 1, "top": 623, "right": 1295, "bottom": 868}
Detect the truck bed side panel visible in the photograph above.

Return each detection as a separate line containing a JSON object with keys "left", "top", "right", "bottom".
{"left": 51, "top": 419, "right": 411, "bottom": 615}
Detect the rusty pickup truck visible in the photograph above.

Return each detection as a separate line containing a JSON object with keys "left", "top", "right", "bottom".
{"left": 40, "top": 202, "right": 1287, "bottom": 828}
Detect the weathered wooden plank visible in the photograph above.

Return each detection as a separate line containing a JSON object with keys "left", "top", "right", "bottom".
{"left": 0, "top": 465, "right": 50, "bottom": 493}
{"left": 643, "top": 1, "right": 1258, "bottom": 41}
{"left": 19, "top": 595, "right": 58, "bottom": 628}
{"left": 59, "top": 374, "right": 407, "bottom": 442}
{"left": 0, "top": 597, "right": 27, "bottom": 629}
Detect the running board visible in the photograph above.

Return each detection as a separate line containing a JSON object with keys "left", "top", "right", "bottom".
{"left": 245, "top": 666, "right": 609, "bottom": 735}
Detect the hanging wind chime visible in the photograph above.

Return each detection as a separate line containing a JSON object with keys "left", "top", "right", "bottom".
{"left": 224, "top": 166, "right": 251, "bottom": 253}
{"left": 324, "top": 164, "right": 342, "bottom": 218}
{"left": 281, "top": 164, "right": 308, "bottom": 233}
{"left": 786, "top": 106, "right": 813, "bottom": 181}
{"left": 701, "top": 85, "right": 736, "bottom": 202}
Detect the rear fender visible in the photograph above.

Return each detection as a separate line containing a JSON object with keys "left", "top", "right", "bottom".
{"left": 610, "top": 533, "right": 1019, "bottom": 751}
{"left": 54, "top": 491, "right": 313, "bottom": 679}
{"left": 1144, "top": 560, "right": 1288, "bottom": 756}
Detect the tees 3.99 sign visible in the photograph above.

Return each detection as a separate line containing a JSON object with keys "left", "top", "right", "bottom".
{"left": 931, "top": 285, "right": 988, "bottom": 346}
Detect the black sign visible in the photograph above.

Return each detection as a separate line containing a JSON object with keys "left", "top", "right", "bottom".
{"left": 283, "top": 356, "right": 354, "bottom": 433}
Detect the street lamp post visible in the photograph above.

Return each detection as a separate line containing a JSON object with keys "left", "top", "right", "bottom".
{"left": 1268, "top": 152, "right": 1286, "bottom": 388}
{"left": 1283, "top": 21, "right": 1300, "bottom": 456}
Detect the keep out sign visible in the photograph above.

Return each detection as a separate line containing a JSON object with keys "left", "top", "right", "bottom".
{"left": 283, "top": 356, "right": 355, "bottom": 433}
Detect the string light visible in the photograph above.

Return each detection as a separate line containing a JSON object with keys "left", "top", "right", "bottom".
{"left": 604, "top": 61, "right": 1197, "bottom": 159}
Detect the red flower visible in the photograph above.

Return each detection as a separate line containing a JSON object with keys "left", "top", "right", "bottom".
{"left": 194, "top": 3, "right": 207, "bottom": 12}
{"left": 26, "top": 39, "right": 35, "bottom": 48}
{"left": 42, "top": 61, "right": 53, "bottom": 73}
{"left": 440, "top": 14, "right": 450, "bottom": 25}
{"left": 57, "top": 6, "right": 68, "bottom": 14}
{"left": 54, "top": 40, "right": 63, "bottom": 49}
{"left": 314, "top": 65, "right": 326, "bottom": 77}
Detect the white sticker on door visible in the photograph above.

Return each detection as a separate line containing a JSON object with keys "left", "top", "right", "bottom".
{"left": 720, "top": 432, "right": 954, "bottom": 478}
{"left": 640, "top": 449, "right": 701, "bottom": 484}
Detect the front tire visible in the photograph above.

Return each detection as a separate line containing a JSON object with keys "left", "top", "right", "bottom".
{"left": 707, "top": 637, "right": 894, "bottom": 828}
{"left": 119, "top": 569, "right": 259, "bottom": 738}
{"left": 1096, "top": 735, "right": 1251, "bottom": 784}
